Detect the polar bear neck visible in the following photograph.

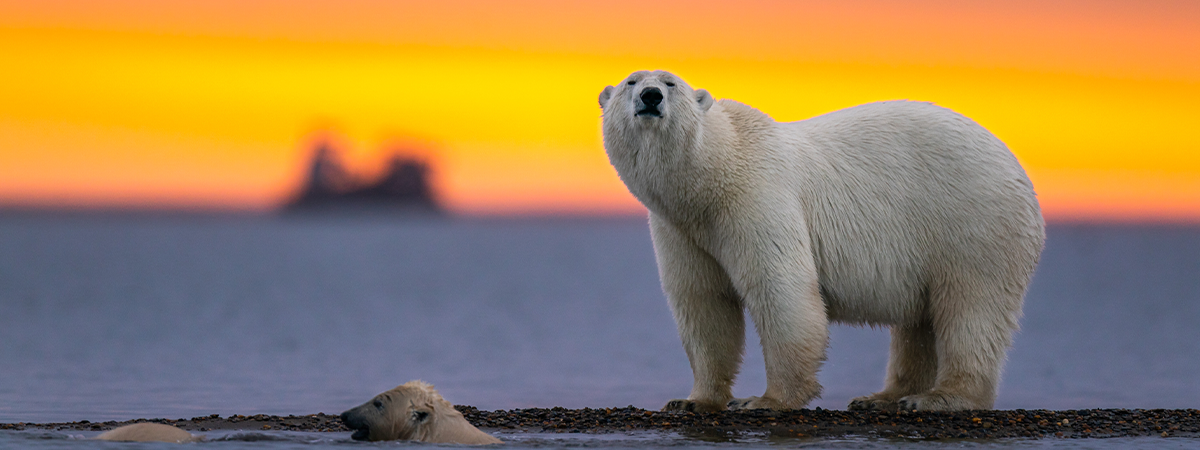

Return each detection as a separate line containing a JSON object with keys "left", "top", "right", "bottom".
{"left": 413, "top": 407, "right": 498, "bottom": 444}
{"left": 606, "top": 101, "right": 758, "bottom": 226}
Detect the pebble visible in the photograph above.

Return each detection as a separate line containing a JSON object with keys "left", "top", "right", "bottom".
{"left": 454, "top": 407, "right": 1200, "bottom": 439}
{"left": 5, "top": 408, "right": 1198, "bottom": 439}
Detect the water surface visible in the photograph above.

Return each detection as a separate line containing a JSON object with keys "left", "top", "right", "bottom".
{"left": 1, "top": 215, "right": 1197, "bottom": 448}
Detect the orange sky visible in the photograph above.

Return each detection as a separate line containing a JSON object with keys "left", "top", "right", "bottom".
{"left": 1, "top": 0, "right": 1198, "bottom": 219}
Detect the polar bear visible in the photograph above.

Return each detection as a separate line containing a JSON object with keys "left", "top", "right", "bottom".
{"left": 94, "top": 423, "right": 200, "bottom": 443}
{"left": 340, "top": 381, "right": 501, "bottom": 445}
{"left": 598, "top": 70, "right": 1044, "bottom": 412}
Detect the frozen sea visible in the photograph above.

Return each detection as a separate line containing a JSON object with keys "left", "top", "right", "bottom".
{"left": 1, "top": 213, "right": 1197, "bottom": 448}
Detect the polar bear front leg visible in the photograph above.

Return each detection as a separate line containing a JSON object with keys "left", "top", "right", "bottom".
{"left": 849, "top": 320, "right": 938, "bottom": 411}
{"left": 651, "top": 215, "right": 745, "bottom": 413}
{"left": 717, "top": 216, "right": 827, "bottom": 410}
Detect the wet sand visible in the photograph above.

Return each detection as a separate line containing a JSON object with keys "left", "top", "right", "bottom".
{"left": 5, "top": 408, "right": 1198, "bottom": 439}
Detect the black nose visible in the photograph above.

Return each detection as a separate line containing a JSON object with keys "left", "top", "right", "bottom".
{"left": 341, "top": 411, "right": 359, "bottom": 428}
{"left": 640, "top": 88, "right": 663, "bottom": 107}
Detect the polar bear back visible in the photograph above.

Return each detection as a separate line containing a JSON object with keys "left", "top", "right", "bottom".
{"left": 94, "top": 423, "right": 198, "bottom": 443}
{"left": 737, "top": 100, "right": 1043, "bottom": 325}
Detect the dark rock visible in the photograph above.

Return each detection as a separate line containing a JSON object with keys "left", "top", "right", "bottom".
{"left": 7, "top": 408, "right": 1200, "bottom": 440}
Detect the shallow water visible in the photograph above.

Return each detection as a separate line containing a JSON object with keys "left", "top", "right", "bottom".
{"left": 0, "top": 214, "right": 1198, "bottom": 447}
{"left": 1, "top": 429, "right": 1196, "bottom": 449}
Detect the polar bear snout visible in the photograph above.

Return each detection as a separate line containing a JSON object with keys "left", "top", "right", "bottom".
{"left": 340, "top": 409, "right": 371, "bottom": 441}
{"left": 637, "top": 87, "right": 664, "bottom": 117}
{"left": 640, "top": 87, "right": 663, "bottom": 107}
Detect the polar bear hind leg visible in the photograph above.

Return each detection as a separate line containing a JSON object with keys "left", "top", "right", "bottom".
{"left": 903, "top": 278, "right": 1019, "bottom": 411}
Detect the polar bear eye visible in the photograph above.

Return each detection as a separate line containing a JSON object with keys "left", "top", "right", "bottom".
{"left": 665, "top": 81, "right": 675, "bottom": 87}
{"left": 626, "top": 80, "right": 636, "bottom": 85}
{"left": 373, "top": 399, "right": 384, "bottom": 409}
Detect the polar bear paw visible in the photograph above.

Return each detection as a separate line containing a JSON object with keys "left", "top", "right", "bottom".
{"left": 726, "top": 396, "right": 787, "bottom": 410}
{"left": 661, "top": 399, "right": 726, "bottom": 413}
{"left": 847, "top": 393, "right": 901, "bottom": 411}
{"left": 896, "top": 390, "right": 981, "bottom": 411}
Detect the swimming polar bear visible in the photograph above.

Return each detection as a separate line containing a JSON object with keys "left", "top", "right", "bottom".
{"left": 340, "top": 381, "right": 501, "bottom": 445}
{"left": 599, "top": 70, "right": 1044, "bottom": 412}
{"left": 94, "top": 423, "right": 201, "bottom": 443}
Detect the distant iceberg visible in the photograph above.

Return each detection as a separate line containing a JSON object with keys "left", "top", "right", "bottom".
{"left": 282, "top": 141, "right": 442, "bottom": 215}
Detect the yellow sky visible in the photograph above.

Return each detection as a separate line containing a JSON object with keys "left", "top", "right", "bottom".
{"left": 1, "top": 0, "right": 1198, "bottom": 219}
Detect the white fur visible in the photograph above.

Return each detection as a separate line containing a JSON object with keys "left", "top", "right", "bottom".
{"left": 340, "top": 380, "right": 501, "bottom": 445}
{"left": 599, "top": 70, "right": 1044, "bottom": 412}
{"left": 94, "top": 423, "right": 200, "bottom": 443}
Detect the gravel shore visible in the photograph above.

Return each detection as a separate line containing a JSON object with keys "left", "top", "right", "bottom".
{"left": 5, "top": 408, "right": 1198, "bottom": 439}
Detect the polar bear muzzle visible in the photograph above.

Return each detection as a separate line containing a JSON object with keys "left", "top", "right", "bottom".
{"left": 636, "top": 87, "right": 664, "bottom": 117}
{"left": 339, "top": 408, "right": 372, "bottom": 441}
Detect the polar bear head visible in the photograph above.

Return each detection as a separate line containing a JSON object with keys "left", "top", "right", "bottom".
{"left": 599, "top": 70, "right": 713, "bottom": 134}
{"left": 340, "top": 380, "right": 500, "bottom": 445}
{"left": 598, "top": 70, "right": 718, "bottom": 215}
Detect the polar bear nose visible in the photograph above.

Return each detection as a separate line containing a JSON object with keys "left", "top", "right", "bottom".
{"left": 640, "top": 88, "right": 663, "bottom": 107}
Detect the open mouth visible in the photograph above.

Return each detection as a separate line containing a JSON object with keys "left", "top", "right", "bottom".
{"left": 341, "top": 411, "right": 370, "bottom": 440}
{"left": 636, "top": 106, "right": 661, "bottom": 117}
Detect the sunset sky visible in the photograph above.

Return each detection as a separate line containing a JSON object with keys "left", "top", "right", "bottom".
{"left": 2, "top": 0, "right": 1198, "bottom": 219}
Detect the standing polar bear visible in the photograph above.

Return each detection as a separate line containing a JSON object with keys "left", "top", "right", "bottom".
{"left": 599, "top": 70, "right": 1044, "bottom": 412}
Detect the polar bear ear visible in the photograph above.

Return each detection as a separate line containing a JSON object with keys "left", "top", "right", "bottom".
{"left": 598, "top": 86, "right": 614, "bottom": 109}
{"left": 411, "top": 401, "right": 433, "bottom": 423}
{"left": 411, "top": 409, "right": 430, "bottom": 422}
{"left": 695, "top": 89, "right": 713, "bottom": 112}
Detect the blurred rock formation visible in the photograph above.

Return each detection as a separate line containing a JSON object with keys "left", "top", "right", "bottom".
{"left": 283, "top": 141, "right": 441, "bottom": 215}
